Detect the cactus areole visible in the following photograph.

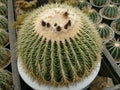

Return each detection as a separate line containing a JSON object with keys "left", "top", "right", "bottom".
{"left": 17, "top": 4, "right": 103, "bottom": 87}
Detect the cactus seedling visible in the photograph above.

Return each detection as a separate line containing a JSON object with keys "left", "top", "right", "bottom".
{"left": 0, "top": 2, "right": 7, "bottom": 16}
{"left": 0, "top": 15, "right": 8, "bottom": 29}
{"left": 17, "top": 4, "right": 103, "bottom": 86}
{"left": 0, "top": 46, "right": 10, "bottom": 68}
{"left": 0, "top": 69, "right": 13, "bottom": 90}
{"left": 97, "top": 23, "right": 114, "bottom": 43}
{"left": 106, "top": 39, "right": 120, "bottom": 61}
{"left": 0, "top": 28, "right": 9, "bottom": 46}
{"left": 78, "top": 0, "right": 91, "bottom": 10}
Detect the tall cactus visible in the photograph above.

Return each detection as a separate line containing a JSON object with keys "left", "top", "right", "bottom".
{"left": 17, "top": 4, "right": 103, "bottom": 86}
{"left": 92, "top": 0, "right": 108, "bottom": 6}
{"left": 78, "top": 0, "right": 90, "bottom": 10}
{"left": 0, "top": 28, "right": 9, "bottom": 46}
{"left": 0, "top": 46, "right": 10, "bottom": 68}
{"left": 106, "top": 39, "right": 120, "bottom": 60}
{"left": 116, "top": 18, "right": 120, "bottom": 31}
{"left": 0, "top": 69, "right": 13, "bottom": 90}
{"left": 102, "top": 4, "right": 118, "bottom": 18}
{"left": 0, "top": 15, "right": 8, "bottom": 29}
{"left": 0, "top": 2, "right": 7, "bottom": 16}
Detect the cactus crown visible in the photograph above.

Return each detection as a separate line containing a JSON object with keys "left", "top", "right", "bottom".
{"left": 78, "top": 0, "right": 89, "bottom": 10}
{"left": 0, "top": 69, "right": 13, "bottom": 90}
{"left": 106, "top": 39, "right": 120, "bottom": 60}
{"left": 93, "top": 0, "right": 108, "bottom": 6}
{"left": 102, "top": 4, "right": 118, "bottom": 18}
{"left": 0, "top": 28, "right": 9, "bottom": 46}
{"left": 0, "top": 15, "right": 8, "bottom": 29}
{"left": 17, "top": 4, "right": 103, "bottom": 86}
{"left": 116, "top": 18, "right": 120, "bottom": 31}
{"left": 0, "top": 2, "right": 7, "bottom": 16}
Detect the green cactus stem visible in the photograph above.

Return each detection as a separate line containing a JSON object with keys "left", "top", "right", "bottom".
{"left": 92, "top": 0, "right": 108, "bottom": 6}
{"left": 0, "top": 28, "right": 9, "bottom": 46}
{"left": 106, "top": 39, "right": 120, "bottom": 61}
{"left": 111, "top": 0, "right": 120, "bottom": 3}
{"left": 0, "top": 15, "right": 8, "bottom": 29}
{"left": 17, "top": 4, "right": 103, "bottom": 86}
{"left": 0, "top": 69, "right": 13, "bottom": 90}
{"left": 78, "top": 0, "right": 90, "bottom": 10}
{"left": 0, "top": 2, "right": 7, "bottom": 16}
{"left": 102, "top": 4, "right": 118, "bottom": 18}
{"left": 0, "top": 46, "right": 10, "bottom": 68}
{"left": 116, "top": 18, "right": 120, "bottom": 31}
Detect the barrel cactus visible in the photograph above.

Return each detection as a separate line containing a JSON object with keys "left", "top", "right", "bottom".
{"left": 0, "top": 2, "right": 7, "bottom": 16}
{"left": 106, "top": 39, "right": 120, "bottom": 61}
{"left": 111, "top": 0, "right": 120, "bottom": 4}
{"left": 91, "top": 0, "right": 109, "bottom": 6}
{"left": 0, "top": 15, "right": 8, "bottom": 29}
{"left": 78, "top": 0, "right": 90, "bottom": 10}
{"left": 0, "top": 69, "right": 13, "bottom": 90}
{"left": 116, "top": 18, "right": 120, "bottom": 31}
{"left": 0, "top": 46, "right": 10, "bottom": 68}
{"left": 17, "top": 4, "right": 103, "bottom": 86}
{"left": 0, "top": 28, "right": 9, "bottom": 46}
{"left": 100, "top": 4, "right": 119, "bottom": 19}
{"left": 97, "top": 23, "right": 114, "bottom": 42}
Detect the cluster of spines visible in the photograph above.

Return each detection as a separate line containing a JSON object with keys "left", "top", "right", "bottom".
{"left": 111, "top": 0, "right": 120, "bottom": 3}
{"left": 97, "top": 23, "right": 110, "bottom": 38}
{"left": 103, "top": 4, "right": 118, "bottom": 18}
{"left": 0, "top": 69, "right": 13, "bottom": 90}
{"left": 93, "top": 0, "right": 108, "bottom": 6}
{"left": 78, "top": 0, "right": 89, "bottom": 10}
{"left": 0, "top": 2, "right": 7, "bottom": 16}
{"left": 0, "top": 15, "right": 8, "bottom": 29}
{"left": 106, "top": 39, "right": 120, "bottom": 60}
{"left": 0, "top": 28, "right": 8, "bottom": 46}
{"left": 116, "top": 18, "right": 120, "bottom": 31}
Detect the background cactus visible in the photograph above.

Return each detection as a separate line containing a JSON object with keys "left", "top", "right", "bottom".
{"left": 116, "top": 18, "right": 120, "bottom": 31}
{"left": 106, "top": 39, "right": 120, "bottom": 61}
{"left": 0, "top": 28, "right": 9, "bottom": 46}
{"left": 0, "top": 46, "right": 10, "bottom": 68}
{"left": 0, "top": 69, "right": 13, "bottom": 90}
{"left": 102, "top": 4, "right": 118, "bottom": 18}
{"left": 111, "top": 0, "right": 120, "bottom": 3}
{"left": 92, "top": 0, "right": 108, "bottom": 6}
{"left": 0, "top": 2, "right": 7, "bottom": 16}
{"left": 0, "top": 15, "right": 8, "bottom": 29}
{"left": 78, "top": 0, "right": 90, "bottom": 10}
{"left": 17, "top": 4, "right": 103, "bottom": 86}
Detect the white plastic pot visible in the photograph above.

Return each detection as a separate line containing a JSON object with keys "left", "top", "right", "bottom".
{"left": 17, "top": 56, "right": 101, "bottom": 90}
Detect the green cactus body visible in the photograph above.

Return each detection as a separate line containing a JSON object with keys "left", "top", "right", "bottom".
{"left": 111, "top": 0, "right": 120, "bottom": 3}
{"left": 0, "top": 46, "right": 10, "bottom": 68}
{"left": 0, "top": 28, "right": 9, "bottom": 46}
{"left": 0, "top": 69, "right": 13, "bottom": 90}
{"left": 97, "top": 24, "right": 111, "bottom": 38}
{"left": 93, "top": 0, "right": 108, "bottom": 6}
{"left": 78, "top": 0, "right": 89, "bottom": 10}
{"left": 103, "top": 4, "right": 118, "bottom": 18}
{"left": 0, "top": 0, "right": 7, "bottom": 4}
{"left": 0, "top": 15, "right": 8, "bottom": 29}
{"left": 0, "top": 3, "right": 7, "bottom": 16}
{"left": 17, "top": 4, "right": 103, "bottom": 86}
{"left": 106, "top": 39, "right": 120, "bottom": 60}
{"left": 116, "top": 18, "right": 120, "bottom": 31}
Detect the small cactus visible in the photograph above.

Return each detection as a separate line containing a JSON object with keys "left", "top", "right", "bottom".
{"left": 0, "top": 69, "right": 13, "bottom": 90}
{"left": 0, "top": 15, "right": 8, "bottom": 29}
{"left": 102, "top": 4, "right": 118, "bottom": 18}
{"left": 92, "top": 0, "right": 108, "bottom": 6}
{"left": 106, "top": 39, "right": 120, "bottom": 61}
{"left": 17, "top": 4, "right": 103, "bottom": 86}
{"left": 0, "top": 2, "right": 7, "bottom": 16}
{"left": 116, "top": 18, "right": 120, "bottom": 31}
{"left": 78, "top": 0, "right": 90, "bottom": 10}
{"left": 0, "top": 46, "right": 10, "bottom": 68}
{"left": 0, "top": 28, "right": 9, "bottom": 46}
{"left": 111, "top": 0, "right": 120, "bottom": 3}
{"left": 97, "top": 23, "right": 114, "bottom": 42}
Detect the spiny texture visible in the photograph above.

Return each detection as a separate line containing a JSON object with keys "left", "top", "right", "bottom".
{"left": 78, "top": 0, "right": 89, "bottom": 10}
{"left": 0, "top": 69, "right": 13, "bottom": 90}
{"left": 93, "top": 0, "right": 108, "bottom": 6}
{"left": 103, "top": 4, "right": 118, "bottom": 18}
{"left": 111, "top": 0, "right": 120, "bottom": 3}
{"left": 17, "top": 4, "right": 103, "bottom": 86}
{"left": 0, "top": 46, "right": 10, "bottom": 68}
{"left": 116, "top": 18, "right": 120, "bottom": 31}
{"left": 0, "top": 2, "right": 7, "bottom": 16}
{"left": 106, "top": 39, "right": 120, "bottom": 60}
{"left": 0, "top": 15, "right": 8, "bottom": 29}
{"left": 97, "top": 24, "right": 111, "bottom": 38}
{"left": 0, "top": 28, "right": 9, "bottom": 46}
